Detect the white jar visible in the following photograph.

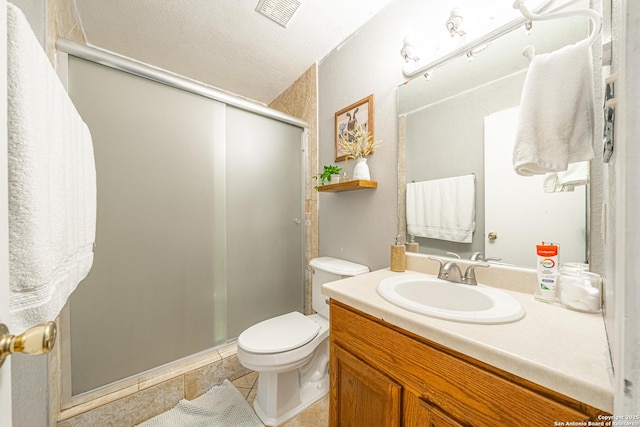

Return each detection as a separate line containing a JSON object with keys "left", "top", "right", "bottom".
{"left": 558, "top": 266, "right": 602, "bottom": 313}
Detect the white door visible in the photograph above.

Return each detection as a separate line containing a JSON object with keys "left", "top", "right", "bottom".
{"left": 1, "top": 0, "right": 14, "bottom": 424}
{"left": 484, "top": 107, "right": 587, "bottom": 267}
{"left": 0, "top": 248, "right": 12, "bottom": 424}
{"left": 0, "top": 263, "right": 11, "bottom": 427}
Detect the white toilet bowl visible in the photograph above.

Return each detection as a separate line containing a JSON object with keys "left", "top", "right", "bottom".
{"left": 238, "top": 312, "right": 329, "bottom": 426}
{"left": 236, "top": 257, "right": 368, "bottom": 426}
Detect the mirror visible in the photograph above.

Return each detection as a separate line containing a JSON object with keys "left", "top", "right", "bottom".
{"left": 398, "top": 11, "right": 592, "bottom": 268}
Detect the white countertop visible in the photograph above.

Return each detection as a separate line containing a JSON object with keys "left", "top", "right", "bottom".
{"left": 322, "top": 267, "right": 614, "bottom": 412}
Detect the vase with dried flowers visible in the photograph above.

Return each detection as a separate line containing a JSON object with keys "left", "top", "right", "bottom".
{"left": 337, "top": 126, "right": 380, "bottom": 180}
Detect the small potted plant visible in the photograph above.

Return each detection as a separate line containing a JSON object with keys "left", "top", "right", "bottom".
{"left": 313, "top": 165, "right": 343, "bottom": 189}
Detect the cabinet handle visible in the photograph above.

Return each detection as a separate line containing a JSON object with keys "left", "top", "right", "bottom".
{"left": 0, "top": 321, "right": 57, "bottom": 368}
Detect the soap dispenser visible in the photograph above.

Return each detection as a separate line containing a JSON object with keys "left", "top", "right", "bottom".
{"left": 406, "top": 234, "right": 419, "bottom": 253}
{"left": 390, "top": 235, "right": 406, "bottom": 272}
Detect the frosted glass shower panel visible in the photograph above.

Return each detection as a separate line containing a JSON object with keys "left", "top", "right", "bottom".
{"left": 67, "top": 56, "right": 224, "bottom": 395}
{"left": 225, "top": 106, "right": 304, "bottom": 338}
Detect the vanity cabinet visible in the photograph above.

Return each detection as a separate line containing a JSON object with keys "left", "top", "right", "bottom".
{"left": 404, "top": 391, "right": 466, "bottom": 427}
{"left": 331, "top": 344, "right": 402, "bottom": 426}
{"left": 329, "top": 300, "right": 608, "bottom": 427}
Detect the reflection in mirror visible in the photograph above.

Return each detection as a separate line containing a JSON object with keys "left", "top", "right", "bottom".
{"left": 398, "top": 8, "right": 592, "bottom": 268}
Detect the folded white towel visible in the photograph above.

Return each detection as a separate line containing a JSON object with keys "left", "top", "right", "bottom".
{"left": 7, "top": 3, "right": 96, "bottom": 333}
{"left": 406, "top": 175, "right": 475, "bottom": 243}
{"left": 513, "top": 39, "right": 596, "bottom": 176}
{"left": 543, "top": 161, "right": 590, "bottom": 193}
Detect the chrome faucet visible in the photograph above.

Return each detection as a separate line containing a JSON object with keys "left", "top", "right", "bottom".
{"left": 461, "top": 263, "right": 490, "bottom": 285}
{"left": 438, "top": 261, "right": 463, "bottom": 283}
{"left": 429, "top": 257, "right": 490, "bottom": 286}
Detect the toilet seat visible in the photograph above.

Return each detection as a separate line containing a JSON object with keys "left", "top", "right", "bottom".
{"left": 238, "top": 311, "right": 320, "bottom": 354}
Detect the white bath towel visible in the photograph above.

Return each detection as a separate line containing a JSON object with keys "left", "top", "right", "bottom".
{"left": 406, "top": 175, "right": 475, "bottom": 243}
{"left": 543, "top": 161, "right": 590, "bottom": 193}
{"left": 513, "top": 39, "right": 596, "bottom": 176}
{"left": 7, "top": 3, "right": 96, "bottom": 333}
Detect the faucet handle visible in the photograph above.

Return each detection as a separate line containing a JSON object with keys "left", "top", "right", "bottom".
{"left": 427, "top": 256, "right": 445, "bottom": 268}
{"left": 463, "top": 263, "right": 490, "bottom": 285}
{"left": 427, "top": 256, "right": 446, "bottom": 277}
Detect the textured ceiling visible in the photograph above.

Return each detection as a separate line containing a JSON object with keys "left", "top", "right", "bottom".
{"left": 74, "top": 0, "right": 396, "bottom": 104}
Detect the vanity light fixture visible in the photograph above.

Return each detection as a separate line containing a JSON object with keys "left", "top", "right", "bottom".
{"left": 400, "top": 36, "right": 420, "bottom": 63}
{"left": 401, "top": 0, "right": 601, "bottom": 79}
{"left": 524, "top": 20, "right": 534, "bottom": 35}
{"left": 445, "top": 8, "right": 465, "bottom": 38}
{"left": 466, "top": 43, "right": 490, "bottom": 61}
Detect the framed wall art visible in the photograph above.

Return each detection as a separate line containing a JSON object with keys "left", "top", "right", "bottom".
{"left": 334, "top": 94, "right": 374, "bottom": 162}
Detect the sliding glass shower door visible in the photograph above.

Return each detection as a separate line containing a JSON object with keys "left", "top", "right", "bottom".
{"left": 66, "top": 55, "right": 304, "bottom": 395}
{"left": 226, "top": 106, "right": 304, "bottom": 338}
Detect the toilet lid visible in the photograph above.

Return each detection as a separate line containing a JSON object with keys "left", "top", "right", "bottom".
{"left": 238, "top": 312, "right": 320, "bottom": 354}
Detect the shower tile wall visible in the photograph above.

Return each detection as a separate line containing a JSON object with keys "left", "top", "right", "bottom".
{"left": 397, "top": 115, "right": 407, "bottom": 240}
{"left": 58, "top": 377, "right": 185, "bottom": 427}
{"left": 47, "top": 0, "right": 87, "bottom": 64}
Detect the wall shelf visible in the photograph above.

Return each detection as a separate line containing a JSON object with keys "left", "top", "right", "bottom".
{"left": 317, "top": 180, "right": 378, "bottom": 192}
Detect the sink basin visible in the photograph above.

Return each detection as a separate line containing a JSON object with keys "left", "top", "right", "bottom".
{"left": 377, "top": 274, "right": 525, "bottom": 324}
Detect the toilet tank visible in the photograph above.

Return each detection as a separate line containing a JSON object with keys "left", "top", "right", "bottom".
{"left": 309, "top": 257, "right": 369, "bottom": 318}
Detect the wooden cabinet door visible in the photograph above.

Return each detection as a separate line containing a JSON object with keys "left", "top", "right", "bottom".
{"left": 330, "top": 344, "right": 402, "bottom": 427}
{"left": 404, "top": 390, "right": 466, "bottom": 427}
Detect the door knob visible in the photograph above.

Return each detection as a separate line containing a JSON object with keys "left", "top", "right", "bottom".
{"left": 0, "top": 321, "right": 57, "bottom": 368}
{"left": 488, "top": 232, "right": 498, "bottom": 241}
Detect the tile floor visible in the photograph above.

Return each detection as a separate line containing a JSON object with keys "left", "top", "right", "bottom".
{"left": 232, "top": 371, "right": 329, "bottom": 427}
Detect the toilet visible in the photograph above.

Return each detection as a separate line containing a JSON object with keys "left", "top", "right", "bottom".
{"left": 237, "top": 256, "right": 369, "bottom": 426}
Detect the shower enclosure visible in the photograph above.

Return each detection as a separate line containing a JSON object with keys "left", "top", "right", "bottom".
{"left": 64, "top": 51, "right": 305, "bottom": 395}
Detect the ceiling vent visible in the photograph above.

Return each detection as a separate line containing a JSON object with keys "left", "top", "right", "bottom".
{"left": 256, "top": 0, "right": 301, "bottom": 28}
